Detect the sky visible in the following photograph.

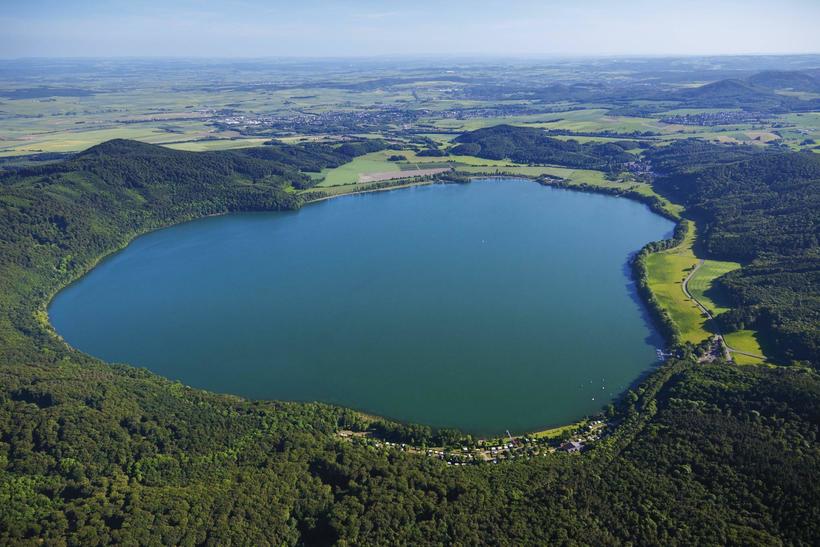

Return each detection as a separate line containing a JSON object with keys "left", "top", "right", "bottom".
{"left": 2, "top": 0, "right": 819, "bottom": 58}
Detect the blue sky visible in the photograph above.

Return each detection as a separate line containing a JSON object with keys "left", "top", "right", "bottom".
{"left": 2, "top": 0, "right": 819, "bottom": 58}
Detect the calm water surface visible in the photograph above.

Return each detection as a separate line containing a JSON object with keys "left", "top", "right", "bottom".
{"left": 50, "top": 178, "right": 674, "bottom": 435}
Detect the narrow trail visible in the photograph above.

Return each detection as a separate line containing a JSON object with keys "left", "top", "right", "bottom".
{"left": 681, "top": 259, "right": 766, "bottom": 361}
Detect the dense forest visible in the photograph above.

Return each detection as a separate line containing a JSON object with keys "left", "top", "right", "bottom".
{"left": 0, "top": 139, "right": 818, "bottom": 544}
{"left": 648, "top": 141, "right": 820, "bottom": 365}
{"left": 451, "top": 124, "right": 634, "bottom": 170}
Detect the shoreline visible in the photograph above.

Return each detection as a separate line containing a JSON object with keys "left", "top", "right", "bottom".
{"left": 42, "top": 170, "right": 685, "bottom": 442}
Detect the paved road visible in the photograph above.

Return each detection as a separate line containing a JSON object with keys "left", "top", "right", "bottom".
{"left": 681, "top": 259, "right": 766, "bottom": 361}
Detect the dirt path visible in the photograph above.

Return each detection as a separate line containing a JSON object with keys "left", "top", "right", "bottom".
{"left": 682, "top": 259, "right": 765, "bottom": 361}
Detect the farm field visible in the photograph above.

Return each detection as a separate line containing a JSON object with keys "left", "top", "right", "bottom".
{"left": 314, "top": 151, "right": 409, "bottom": 187}
{"left": 425, "top": 112, "right": 577, "bottom": 132}
{"left": 535, "top": 109, "right": 667, "bottom": 133}
{"left": 644, "top": 222, "right": 767, "bottom": 361}
{"left": 0, "top": 123, "right": 222, "bottom": 156}
{"left": 424, "top": 109, "right": 677, "bottom": 135}
{"left": 162, "top": 138, "right": 270, "bottom": 152}
{"left": 314, "top": 150, "right": 533, "bottom": 187}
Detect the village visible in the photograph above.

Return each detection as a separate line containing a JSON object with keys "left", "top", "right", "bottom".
{"left": 338, "top": 419, "right": 612, "bottom": 466}
{"left": 660, "top": 111, "right": 770, "bottom": 126}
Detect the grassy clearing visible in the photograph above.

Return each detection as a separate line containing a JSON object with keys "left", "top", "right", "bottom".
{"left": 444, "top": 155, "right": 522, "bottom": 166}
{"left": 686, "top": 258, "right": 766, "bottom": 359}
{"left": 163, "top": 138, "right": 270, "bottom": 152}
{"left": 644, "top": 222, "right": 767, "bottom": 361}
{"left": 645, "top": 223, "right": 708, "bottom": 344}
{"left": 314, "top": 149, "right": 458, "bottom": 187}
{"left": 687, "top": 259, "right": 740, "bottom": 315}
{"left": 530, "top": 420, "right": 588, "bottom": 440}
{"left": 315, "top": 151, "right": 543, "bottom": 187}
{"left": 724, "top": 332, "right": 768, "bottom": 364}
{"left": 315, "top": 151, "right": 405, "bottom": 187}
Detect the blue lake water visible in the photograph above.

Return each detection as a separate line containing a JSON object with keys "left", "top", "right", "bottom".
{"left": 50, "top": 178, "right": 674, "bottom": 435}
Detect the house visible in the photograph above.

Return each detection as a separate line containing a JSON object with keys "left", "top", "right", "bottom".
{"left": 559, "top": 441, "right": 584, "bottom": 453}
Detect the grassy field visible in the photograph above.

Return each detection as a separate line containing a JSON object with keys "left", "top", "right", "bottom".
{"left": 425, "top": 112, "right": 574, "bottom": 132}
{"left": 644, "top": 222, "right": 767, "bottom": 361}
{"left": 536, "top": 109, "right": 667, "bottom": 133}
{"left": 530, "top": 420, "right": 588, "bottom": 440}
{"left": 687, "top": 260, "right": 740, "bottom": 315}
{"left": 723, "top": 332, "right": 769, "bottom": 365}
{"left": 313, "top": 151, "right": 566, "bottom": 187}
{"left": 0, "top": 124, "right": 220, "bottom": 156}
{"left": 315, "top": 150, "right": 412, "bottom": 187}
{"left": 645, "top": 223, "right": 708, "bottom": 344}
{"left": 424, "top": 109, "right": 673, "bottom": 134}
{"left": 685, "top": 258, "right": 767, "bottom": 363}
{"left": 776, "top": 112, "right": 820, "bottom": 150}
{"left": 163, "top": 138, "right": 271, "bottom": 152}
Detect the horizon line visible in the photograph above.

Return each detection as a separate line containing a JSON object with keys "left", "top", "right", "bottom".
{"left": 2, "top": 52, "right": 820, "bottom": 62}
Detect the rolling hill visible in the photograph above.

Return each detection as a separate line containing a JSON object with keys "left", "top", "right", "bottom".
{"left": 747, "top": 70, "right": 820, "bottom": 92}
{"left": 451, "top": 124, "right": 633, "bottom": 170}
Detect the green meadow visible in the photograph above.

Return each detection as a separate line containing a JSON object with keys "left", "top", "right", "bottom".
{"left": 644, "top": 222, "right": 767, "bottom": 361}
{"left": 315, "top": 151, "right": 410, "bottom": 187}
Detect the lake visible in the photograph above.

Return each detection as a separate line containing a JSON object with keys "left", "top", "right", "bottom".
{"left": 50, "top": 178, "right": 674, "bottom": 435}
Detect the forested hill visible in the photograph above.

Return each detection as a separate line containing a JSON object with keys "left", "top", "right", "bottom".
{"left": 746, "top": 70, "right": 820, "bottom": 92}
{"left": 674, "top": 78, "right": 820, "bottom": 112}
{"left": 451, "top": 124, "right": 633, "bottom": 170}
{"left": 653, "top": 149, "right": 820, "bottom": 260}
{"left": 0, "top": 140, "right": 818, "bottom": 543}
{"left": 646, "top": 138, "right": 766, "bottom": 175}
{"left": 0, "top": 139, "right": 363, "bottom": 363}
{"left": 648, "top": 142, "right": 820, "bottom": 365}
{"left": 5, "top": 137, "right": 383, "bottom": 191}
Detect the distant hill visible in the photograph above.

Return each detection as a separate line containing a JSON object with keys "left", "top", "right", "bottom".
{"left": 680, "top": 79, "right": 770, "bottom": 100}
{"left": 65, "top": 138, "right": 336, "bottom": 191}
{"left": 746, "top": 70, "right": 820, "bottom": 92}
{"left": 452, "top": 124, "right": 633, "bottom": 170}
{"left": 40, "top": 137, "right": 384, "bottom": 191}
{"left": 676, "top": 78, "right": 815, "bottom": 111}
